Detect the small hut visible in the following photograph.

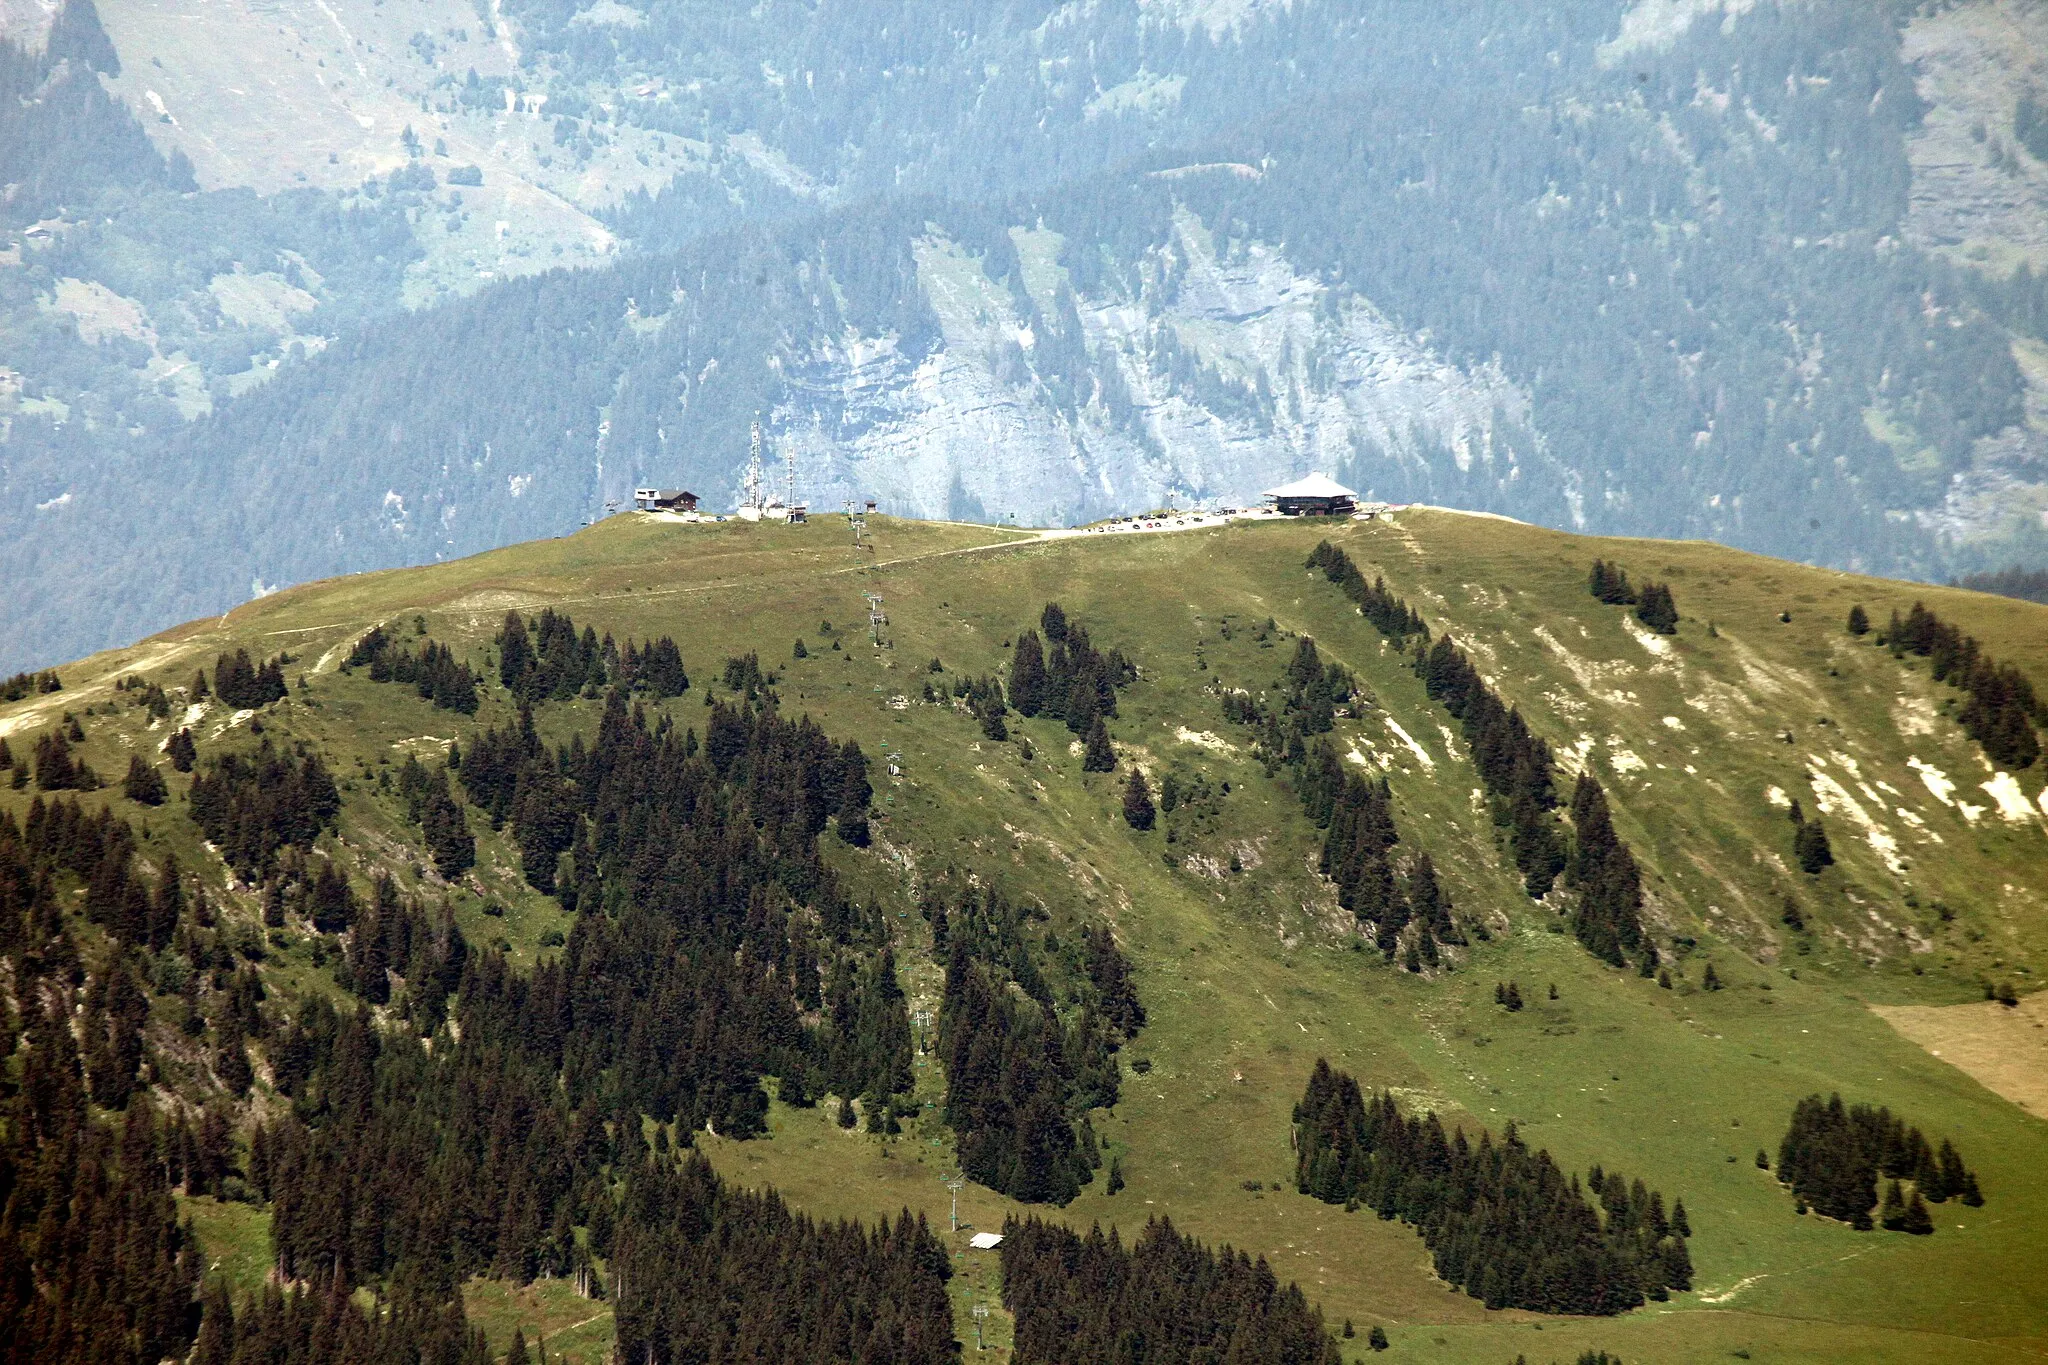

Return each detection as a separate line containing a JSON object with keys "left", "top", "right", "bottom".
{"left": 634, "top": 488, "right": 699, "bottom": 512}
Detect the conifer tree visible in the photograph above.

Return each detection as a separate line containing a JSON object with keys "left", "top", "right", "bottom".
{"left": 215, "top": 1015, "right": 253, "bottom": 1097}
{"left": 190, "top": 1281, "right": 234, "bottom": 1365}
{"left": 1589, "top": 559, "right": 1638, "bottom": 605}
{"left": 1122, "top": 768, "right": 1156, "bottom": 829}
{"left": 836, "top": 740, "right": 873, "bottom": 846}
{"left": 1794, "top": 815, "right": 1834, "bottom": 874}
{"left": 1293, "top": 1060, "right": 1692, "bottom": 1313}
{"left": 1847, "top": 604, "right": 1870, "bottom": 636}
{"left": 122, "top": 752, "right": 168, "bottom": 805}
{"left": 1082, "top": 716, "right": 1116, "bottom": 772}
{"left": 1009, "top": 629, "right": 1047, "bottom": 717}
{"left": 1636, "top": 582, "right": 1680, "bottom": 634}
{"left": 421, "top": 780, "right": 475, "bottom": 880}
{"left": 1085, "top": 926, "right": 1146, "bottom": 1036}
{"left": 498, "top": 610, "right": 533, "bottom": 692}
{"left": 167, "top": 726, "right": 197, "bottom": 771}
{"left": 1880, "top": 1178, "right": 1908, "bottom": 1230}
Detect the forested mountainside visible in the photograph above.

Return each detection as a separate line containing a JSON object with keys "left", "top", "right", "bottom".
{"left": 5, "top": 0, "right": 2048, "bottom": 673}
{"left": 2, "top": 509, "right": 2046, "bottom": 1362}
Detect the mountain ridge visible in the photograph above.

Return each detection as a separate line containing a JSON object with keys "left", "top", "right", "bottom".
{"left": 4, "top": 0, "right": 2047, "bottom": 673}
{"left": 4, "top": 506, "right": 2048, "bottom": 1361}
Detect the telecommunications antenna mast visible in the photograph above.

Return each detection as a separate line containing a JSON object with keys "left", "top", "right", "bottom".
{"left": 742, "top": 420, "right": 765, "bottom": 512}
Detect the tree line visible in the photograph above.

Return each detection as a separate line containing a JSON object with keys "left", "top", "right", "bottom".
{"left": 497, "top": 609, "right": 690, "bottom": 704}
{"left": 1306, "top": 743, "right": 1461, "bottom": 969}
{"left": 1293, "top": 1061, "right": 1692, "bottom": 1315}
{"left": 1007, "top": 602, "right": 1137, "bottom": 735}
{"left": 1587, "top": 560, "right": 1679, "bottom": 635}
{"left": 1952, "top": 566, "right": 2048, "bottom": 606}
{"left": 1775, "top": 1093, "right": 1981, "bottom": 1233}
{"left": 395, "top": 754, "right": 476, "bottom": 879}
{"left": 27, "top": 725, "right": 101, "bottom": 792}
{"left": 186, "top": 739, "right": 341, "bottom": 882}
{"left": 1213, "top": 624, "right": 1467, "bottom": 969}
{"left": 0, "top": 668, "right": 61, "bottom": 701}
{"left": 1876, "top": 601, "right": 2041, "bottom": 770}
{"left": 346, "top": 625, "right": 481, "bottom": 714}
{"left": 612, "top": 1151, "right": 957, "bottom": 1365}
{"left": 1216, "top": 632, "right": 1356, "bottom": 773}
{"left": 1308, "top": 542, "right": 1653, "bottom": 969}
{"left": 936, "top": 878, "right": 1143, "bottom": 1206}
{"left": 208, "top": 649, "right": 289, "bottom": 711}
{"left": 998, "top": 1215, "right": 1342, "bottom": 1364}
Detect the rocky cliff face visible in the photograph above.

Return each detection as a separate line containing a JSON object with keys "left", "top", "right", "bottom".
{"left": 767, "top": 214, "right": 1539, "bottom": 526}
{"left": 1898, "top": 0, "right": 2048, "bottom": 564}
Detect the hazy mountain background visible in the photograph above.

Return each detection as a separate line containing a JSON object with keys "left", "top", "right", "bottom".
{"left": 4, "top": 0, "right": 2048, "bottom": 671}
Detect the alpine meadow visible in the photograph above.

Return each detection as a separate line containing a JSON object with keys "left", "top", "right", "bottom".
{"left": 5, "top": 3, "right": 2048, "bottom": 1365}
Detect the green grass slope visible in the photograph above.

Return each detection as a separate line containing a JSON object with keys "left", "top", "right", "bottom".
{"left": 6, "top": 509, "right": 2047, "bottom": 1363}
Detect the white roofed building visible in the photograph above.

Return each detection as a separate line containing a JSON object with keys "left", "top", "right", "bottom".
{"left": 1262, "top": 474, "right": 1358, "bottom": 517}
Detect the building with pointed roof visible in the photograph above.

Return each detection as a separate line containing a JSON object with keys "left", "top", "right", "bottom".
{"left": 1262, "top": 473, "right": 1357, "bottom": 517}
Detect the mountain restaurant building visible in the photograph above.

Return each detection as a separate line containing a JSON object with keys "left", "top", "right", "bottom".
{"left": 1262, "top": 474, "right": 1358, "bottom": 517}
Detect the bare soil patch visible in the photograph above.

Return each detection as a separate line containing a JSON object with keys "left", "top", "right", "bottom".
{"left": 1874, "top": 994, "right": 2048, "bottom": 1117}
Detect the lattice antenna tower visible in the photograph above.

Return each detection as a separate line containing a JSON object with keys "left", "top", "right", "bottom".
{"left": 742, "top": 420, "right": 765, "bottom": 511}
{"left": 785, "top": 435, "right": 797, "bottom": 509}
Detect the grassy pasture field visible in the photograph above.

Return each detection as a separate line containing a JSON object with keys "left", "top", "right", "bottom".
{"left": 8, "top": 508, "right": 2048, "bottom": 1362}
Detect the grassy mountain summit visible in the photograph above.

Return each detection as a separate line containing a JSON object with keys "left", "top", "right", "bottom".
{"left": 10, "top": 0, "right": 2048, "bottom": 673}
{"left": 4, "top": 509, "right": 2046, "bottom": 1363}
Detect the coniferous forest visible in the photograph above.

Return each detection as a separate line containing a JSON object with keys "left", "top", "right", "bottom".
{"left": 0, "top": 683, "right": 952, "bottom": 1363}
{"left": 1293, "top": 1061, "right": 1693, "bottom": 1315}
{"left": 1776, "top": 1094, "right": 1982, "bottom": 1232}
{"left": 1879, "top": 602, "right": 2042, "bottom": 771}
{"left": 936, "top": 885, "right": 1139, "bottom": 1206}
{"left": 7, "top": 0, "right": 2048, "bottom": 1351}
{"left": 1007, "top": 602, "right": 1138, "bottom": 734}
{"left": 1306, "top": 542, "right": 1652, "bottom": 969}
{"left": 346, "top": 626, "right": 482, "bottom": 715}
{"left": 0, "top": 599, "right": 1207, "bottom": 1364}
{"left": 998, "top": 1215, "right": 1343, "bottom": 1365}
{"left": 0, "top": 498, "right": 2040, "bottom": 1362}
